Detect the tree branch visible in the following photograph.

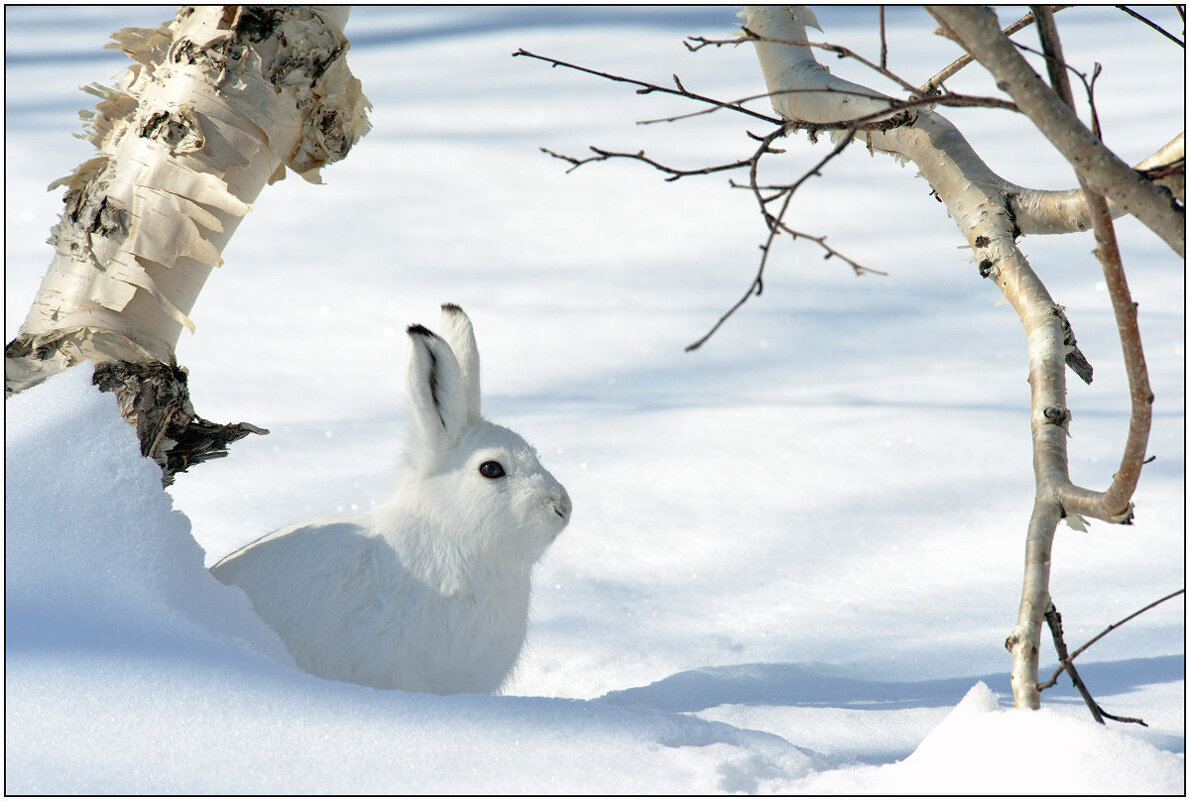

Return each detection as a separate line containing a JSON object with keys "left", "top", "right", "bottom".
{"left": 1116, "top": 5, "right": 1186, "bottom": 47}
{"left": 1008, "top": 134, "right": 1185, "bottom": 235}
{"left": 686, "top": 29, "right": 1020, "bottom": 114}
{"left": 684, "top": 131, "right": 860, "bottom": 352}
{"left": 929, "top": 6, "right": 1185, "bottom": 257}
{"left": 920, "top": 6, "right": 1071, "bottom": 95}
{"left": 540, "top": 146, "right": 753, "bottom": 181}
{"left": 740, "top": 5, "right": 1173, "bottom": 710}
{"left": 1031, "top": 5, "right": 1153, "bottom": 525}
{"left": 524, "top": 36, "right": 888, "bottom": 350}
{"left": 512, "top": 48, "right": 783, "bottom": 126}
{"left": 1042, "top": 602, "right": 1106, "bottom": 724}
{"left": 540, "top": 124, "right": 879, "bottom": 352}
{"left": 1038, "top": 589, "right": 1184, "bottom": 695}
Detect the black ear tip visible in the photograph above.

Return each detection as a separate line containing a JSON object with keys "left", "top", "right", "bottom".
{"left": 407, "top": 323, "right": 436, "bottom": 337}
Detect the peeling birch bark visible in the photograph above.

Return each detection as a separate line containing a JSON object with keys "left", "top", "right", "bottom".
{"left": 742, "top": 6, "right": 1171, "bottom": 710}
{"left": 5, "top": 6, "right": 370, "bottom": 483}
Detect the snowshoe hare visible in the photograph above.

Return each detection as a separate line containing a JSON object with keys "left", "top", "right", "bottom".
{"left": 211, "top": 304, "right": 571, "bottom": 694}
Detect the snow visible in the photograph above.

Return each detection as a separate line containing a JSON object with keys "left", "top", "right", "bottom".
{"left": 4, "top": 5, "right": 1184, "bottom": 794}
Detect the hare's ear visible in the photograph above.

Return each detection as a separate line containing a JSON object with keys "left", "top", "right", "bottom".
{"left": 406, "top": 324, "right": 469, "bottom": 446}
{"left": 439, "top": 303, "right": 481, "bottom": 422}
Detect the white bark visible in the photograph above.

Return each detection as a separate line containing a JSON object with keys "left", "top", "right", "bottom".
{"left": 6, "top": 6, "right": 370, "bottom": 394}
{"left": 742, "top": 6, "right": 1167, "bottom": 710}
{"left": 929, "top": 6, "right": 1184, "bottom": 256}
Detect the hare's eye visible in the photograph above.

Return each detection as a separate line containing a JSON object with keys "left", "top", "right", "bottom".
{"left": 478, "top": 460, "right": 506, "bottom": 479}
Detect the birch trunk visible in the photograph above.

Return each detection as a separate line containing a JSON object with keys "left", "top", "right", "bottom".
{"left": 742, "top": 5, "right": 1171, "bottom": 709}
{"left": 5, "top": 6, "right": 370, "bottom": 482}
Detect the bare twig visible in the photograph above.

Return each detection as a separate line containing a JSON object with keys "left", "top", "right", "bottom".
{"left": 636, "top": 85, "right": 1017, "bottom": 128}
{"left": 1038, "top": 589, "right": 1184, "bottom": 694}
{"left": 684, "top": 29, "right": 1020, "bottom": 120}
{"left": 540, "top": 123, "right": 879, "bottom": 316}
{"left": 878, "top": 7, "right": 888, "bottom": 70}
{"left": 1043, "top": 603, "right": 1106, "bottom": 723}
{"left": 921, "top": 7, "right": 1070, "bottom": 95}
{"left": 528, "top": 36, "right": 1018, "bottom": 133}
{"left": 512, "top": 48, "right": 782, "bottom": 125}
{"left": 540, "top": 146, "right": 752, "bottom": 182}
{"left": 685, "top": 130, "right": 859, "bottom": 352}
{"left": 691, "top": 27, "right": 923, "bottom": 96}
{"left": 1011, "top": 37, "right": 1107, "bottom": 132}
{"left": 1116, "top": 5, "right": 1186, "bottom": 47}
{"left": 528, "top": 36, "right": 893, "bottom": 351}
{"left": 1042, "top": 602, "right": 1152, "bottom": 726}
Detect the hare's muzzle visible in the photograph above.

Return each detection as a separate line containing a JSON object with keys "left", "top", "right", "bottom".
{"left": 552, "top": 489, "right": 573, "bottom": 526}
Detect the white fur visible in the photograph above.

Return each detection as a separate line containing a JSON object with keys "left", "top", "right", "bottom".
{"left": 211, "top": 305, "right": 571, "bottom": 694}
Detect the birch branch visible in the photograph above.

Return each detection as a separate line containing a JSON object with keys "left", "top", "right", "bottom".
{"left": 919, "top": 7, "right": 1069, "bottom": 95}
{"left": 1007, "top": 131, "right": 1184, "bottom": 236}
{"left": 740, "top": 4, "right": 1167, "bottom": 711}
{"left": 1029, "top": 6, "right": 1153, "bottom": 527}
{"left": 928, "top": 6, "right": 1185, "bottom": 256}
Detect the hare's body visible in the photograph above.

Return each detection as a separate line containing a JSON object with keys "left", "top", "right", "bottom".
{"left": 212, "top": 508, "right": 532, "bottom": 693}
{"left": 212, "top": 306, "right": 570, "bottom": 693}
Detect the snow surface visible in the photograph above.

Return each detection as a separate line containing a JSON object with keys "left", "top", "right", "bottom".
{"left": 5, "top": 5, "right": 1185, "bottom": 794}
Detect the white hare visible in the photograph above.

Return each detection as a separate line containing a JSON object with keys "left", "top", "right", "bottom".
{"left": 211, "top": 304, "right": 571, "bottom": 694}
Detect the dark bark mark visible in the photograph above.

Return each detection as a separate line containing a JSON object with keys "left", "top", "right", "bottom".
{"left": 91, "top": 360, "right": 267, "bottom": 486}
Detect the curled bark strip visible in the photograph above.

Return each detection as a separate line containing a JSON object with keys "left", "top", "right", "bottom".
{"left": 7, "top": 6, "right": 371, "bottom": 398}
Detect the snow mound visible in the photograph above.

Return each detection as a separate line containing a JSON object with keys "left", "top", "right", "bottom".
{"left": 4, "top": 368, "right": 817, "bottom": 794}
{"left": 816, "top": 682, "right": 1186, "bottom": 795}
{"left": 5, "top": 369, "right": 1182, "bottom": 794}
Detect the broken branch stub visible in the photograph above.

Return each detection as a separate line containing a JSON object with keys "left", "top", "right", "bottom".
{"left": 91, "top": 360, "right": 268, "bottom": 486}
{"left": 5, "top": 5, "right": 370, "bottom": 480}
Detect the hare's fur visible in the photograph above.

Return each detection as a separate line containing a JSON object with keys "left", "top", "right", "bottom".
{"left": 212, "top": 305, "right": 570, "bottom": 694}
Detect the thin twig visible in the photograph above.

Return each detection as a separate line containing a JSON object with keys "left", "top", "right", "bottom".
{"left": 518, "top": 45, "right": 966, "bottom": 132}
{"left": 513, "top": 48, "right": 782, "bottom": 125}
{"left": 540, "top": 146, "right": 753, "bottom": 182}
{"left": 1116, "top": 5, "right": 1186, "bottom": 47}
{"left": 878, "top": 7, "right": 888, "bottom": 70}
{"left": 685, "top": 131, "right": 858, "bottom": 352}
{"left": 921, "top": 7, "right": 1070, "bottom": 95}
{"left": 524, "top": 35, "right": 892, "bottom": 353}
{"left": 1043, "top": 602, "right": 1106, "bottom": 723}
{"left": 1038, "top": 589, "right": 1185, "bottom": 691}
{"left": 690, "top": 27, "right": 923, "bottom": 96}
{"left": 637, "top": 85, "right": 1016, "bottom": 128}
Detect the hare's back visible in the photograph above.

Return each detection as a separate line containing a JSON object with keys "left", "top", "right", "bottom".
{"left": 211, "top": 518, "right": 394, "bottom": 650}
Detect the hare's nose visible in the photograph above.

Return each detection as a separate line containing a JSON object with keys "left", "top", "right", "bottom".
{"left": 552, "top": 488, "right": 572, "bottom": 523}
